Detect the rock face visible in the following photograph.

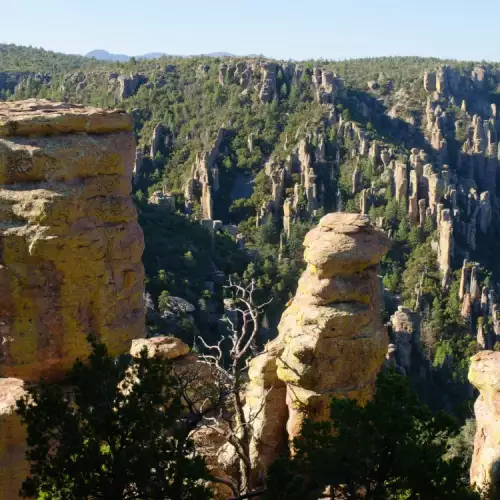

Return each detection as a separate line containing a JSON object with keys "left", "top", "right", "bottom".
{"left": 130, "top": 336, "right": 190, "bottom": 360}
{"left": 0, "top": 100, "right": 145, "bottom": 383}
{"left": 438, "top": 209, "right": 453, "bottom": 287}
{"left": 0, "top": 378, "right": 27, "bottom": 500}
{"left": 259, "top": 62, "right": 277, "bottom": 103}
{"left": 184, "top": 128, "right": 226, "bottom": 219}
{"left": 0, "top": 72, "right": 51, "bottom": 95}
{"left": 469, "top": 351, "right": 500, "bottom": 494}
{"left": 117, "top": 73, "right": 147, "bottom": 101}
{"left": 243, "top": 213, "right": 390, "bottom": 477}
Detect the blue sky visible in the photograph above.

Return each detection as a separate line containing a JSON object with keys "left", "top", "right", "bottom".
{"left": 3, "top": 0, "right": 500, "bottom": 61}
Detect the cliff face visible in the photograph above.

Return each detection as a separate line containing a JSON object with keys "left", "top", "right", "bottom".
{"left": 469, "top": 351, "right": 500, "bottom": 494}
{"left": 0, "top": 99, "right": 145, "bottom": 499}
{"left": 243, "top": 213, "right": 390, "bottom": 477}
{"left": 0, "top": 100, "right": 145, "bottom": 383}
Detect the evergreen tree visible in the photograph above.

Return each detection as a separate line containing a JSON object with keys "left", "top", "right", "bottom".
{"left": 16, "top": 338, "right": 211, "bottom": 500}
{"left": 264, "top": 372, "right": 478, "bottom": 500}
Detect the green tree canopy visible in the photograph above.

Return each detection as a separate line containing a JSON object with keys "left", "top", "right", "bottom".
{"left": 264, "top": 371, "right": 478, "bottom": 500}
{"left": 16, "top": 338, "right": 211, "bottom": 500}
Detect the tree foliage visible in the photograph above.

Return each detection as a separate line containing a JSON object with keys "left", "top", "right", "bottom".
{"left": 264, "top": 372, "right": 478, "bottom": 500}
{"left": 16, "top": 338, "right": 211, "bottom": 500}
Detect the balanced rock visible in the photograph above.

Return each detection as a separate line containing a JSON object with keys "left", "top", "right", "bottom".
{"left": 0, "top": 100, "right": 145, "bottom": 382}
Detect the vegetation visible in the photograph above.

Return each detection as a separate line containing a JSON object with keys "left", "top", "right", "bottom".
{"left": 3, "top": 42, "right": 500, "bottom": 496}
{"left": 264, "top": 371, "right": 479, "bottom": 500}
{"left": 16, "top": 338, "right": 211, "bottom": 500}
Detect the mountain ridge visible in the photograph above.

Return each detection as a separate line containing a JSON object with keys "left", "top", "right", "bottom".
{"left": 85, "top": 49, "right": 236, "bottom": 61}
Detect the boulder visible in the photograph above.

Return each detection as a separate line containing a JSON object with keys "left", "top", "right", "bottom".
{"left": 130, "top": 336, "right": 190, "bottom": 360}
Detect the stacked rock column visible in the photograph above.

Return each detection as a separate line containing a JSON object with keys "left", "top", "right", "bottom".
{"left": 0, "top": 99, "right": 145, "bottom": 499}
{"left": 243, "top": 213, "right": 390, "bottom": 477}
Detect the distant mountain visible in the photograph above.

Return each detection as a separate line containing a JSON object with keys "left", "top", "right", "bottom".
{"left": 138, "top": 52, "right": 168, "bottom": 60}
{"left": 86, "top": 50, "right": 131, "bottom": 62}
{"left": 86, "top": 49, "right": 237, "bottom": 62}
{"left": 204, "top": 52, "right": 235, "bottom": 57}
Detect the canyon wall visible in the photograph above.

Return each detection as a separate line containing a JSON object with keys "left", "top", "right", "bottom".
{"left": 0, "top": 99, "right": 145, "bottom": 499}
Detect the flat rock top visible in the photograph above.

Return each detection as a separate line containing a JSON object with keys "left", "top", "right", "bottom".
{"left": 0, "top": 99, "right": 132, "bottom": 137}
{"left": 470, "top": 350, "right": 500, "bottom": 369}
{"left": 317, "top": 213, "right": 372, "bottom": 233}
{"left": 0, "top": 378, "right": 25, "bottom": 414}
{"left": 469, "top": 351, "right": 500, "bottom": 391}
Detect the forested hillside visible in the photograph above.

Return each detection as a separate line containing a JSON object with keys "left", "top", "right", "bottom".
{"left": 3, "top": 43, "right": 500, "bottom": 495}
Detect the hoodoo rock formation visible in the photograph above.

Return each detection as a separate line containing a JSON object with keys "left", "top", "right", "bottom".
{"left": 469, "top": 351, "right": 500, "bottom": 495}
{"left": 0, "top": 99, "right": 145, "bottom": 383}
{"left": 243, "top": 213, "right": 390, "bottom": 478}
{"left": 0, "top": 100, "right": 145, "bottom": 500}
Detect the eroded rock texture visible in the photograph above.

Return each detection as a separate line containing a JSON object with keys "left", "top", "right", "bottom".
{"left": 243, "top": 213, "right": 390, "bottom": 477}
{"left": 0, "top": 378, "right": 27, "bottom": 500}
{"left": 469, "top": 351, "right": 500, "bottom": 494}
{"left": 0, "top": 99, "right": 145, "bottom": 383}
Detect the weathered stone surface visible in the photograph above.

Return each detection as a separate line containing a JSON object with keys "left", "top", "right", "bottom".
{"left": 438, "top": 209, "right": 453, "bottom": 288}
{"left": 394, "top": 162, "right": 408, "bottom": 201}
{"left": 244, "top": 343, "right": 288, "bottom": 476}
{"left": 130, "top": 336, "right": 190, "bottom": 360}
{"left": 303, "top": 214, "right": 390, "bottom": 278}
{"left": 0, "top": 100, "right": 145, "bottom": 383}
{"left": 259, "top": 62, "right": 277, "bottom": 103}
{"left": 0, "top": 99, "right": 132, "bottom": 137}
{"left": 0, "top": 378, "right": 27, "bottom": 500}
{"left": 243, "top": 213, "right": 390, "bottom": 475}
{"left": 150, "top": 122, "right": 169, "bottom": 158}
{"left": 423, "top": 71, "right": 437, "bottom": 93}
{"left": 117, "top": 73, "right": 147, "bottom": 101}
{"left": 390, "top": 306, "right": 420, "bottom": 375}
{"left": 185, "top": 128, "right": 226, "bottom": 219}
{"left": 479, "top": 191, "right": 492, "bottom": 234}
{"left": 469, "top": 351, "right": 500, "bottom": 493}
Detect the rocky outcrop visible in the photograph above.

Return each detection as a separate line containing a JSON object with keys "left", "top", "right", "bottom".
{"left": 151, "top": 122, "right": 170, "bottom": 158}
{"left": 0, "top": 100, "right": 145, "bottom": 382}
{"left": 0, "top": 378, "right": 27, "bottom": 500}
{"left": 185, "top": 128, "right": 226, "bottom": 218}
{"left": 129, "top": 336, "right": 231, "bottom": 498}
{"left": 243, "top": 213, "right": 390, "bottom": 476}
{"left": 312, "top": 68, "right": 346, "bottom": 104}
{"left": 130, "top": 336, "right": 190, "bottom": 360}
{"left": 0, "top": 72, "right": 50, "bottom": 95}
{"left": 438, "top": 209, "right": 453, "bottom": 288}
{"left": 390, "top": 306, "right": 420, "bottom": 375}
{"left": 423, "top": 71, "right": 437, "bottom": 93}
{"left": 117, "top": 73, "right": 148, "bottom": 101}
{"left": 469, "top": 351, "right": 500, "bottom": 494}
{"left": 394, "top": 162, "right": 408, "bottom": 201}
{"left": 259, "top": 62, "right": 277, "bottom": 103}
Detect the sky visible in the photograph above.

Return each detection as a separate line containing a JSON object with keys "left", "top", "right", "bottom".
{"left": 2, "top": 0, "right": 500, "bottom": 61}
